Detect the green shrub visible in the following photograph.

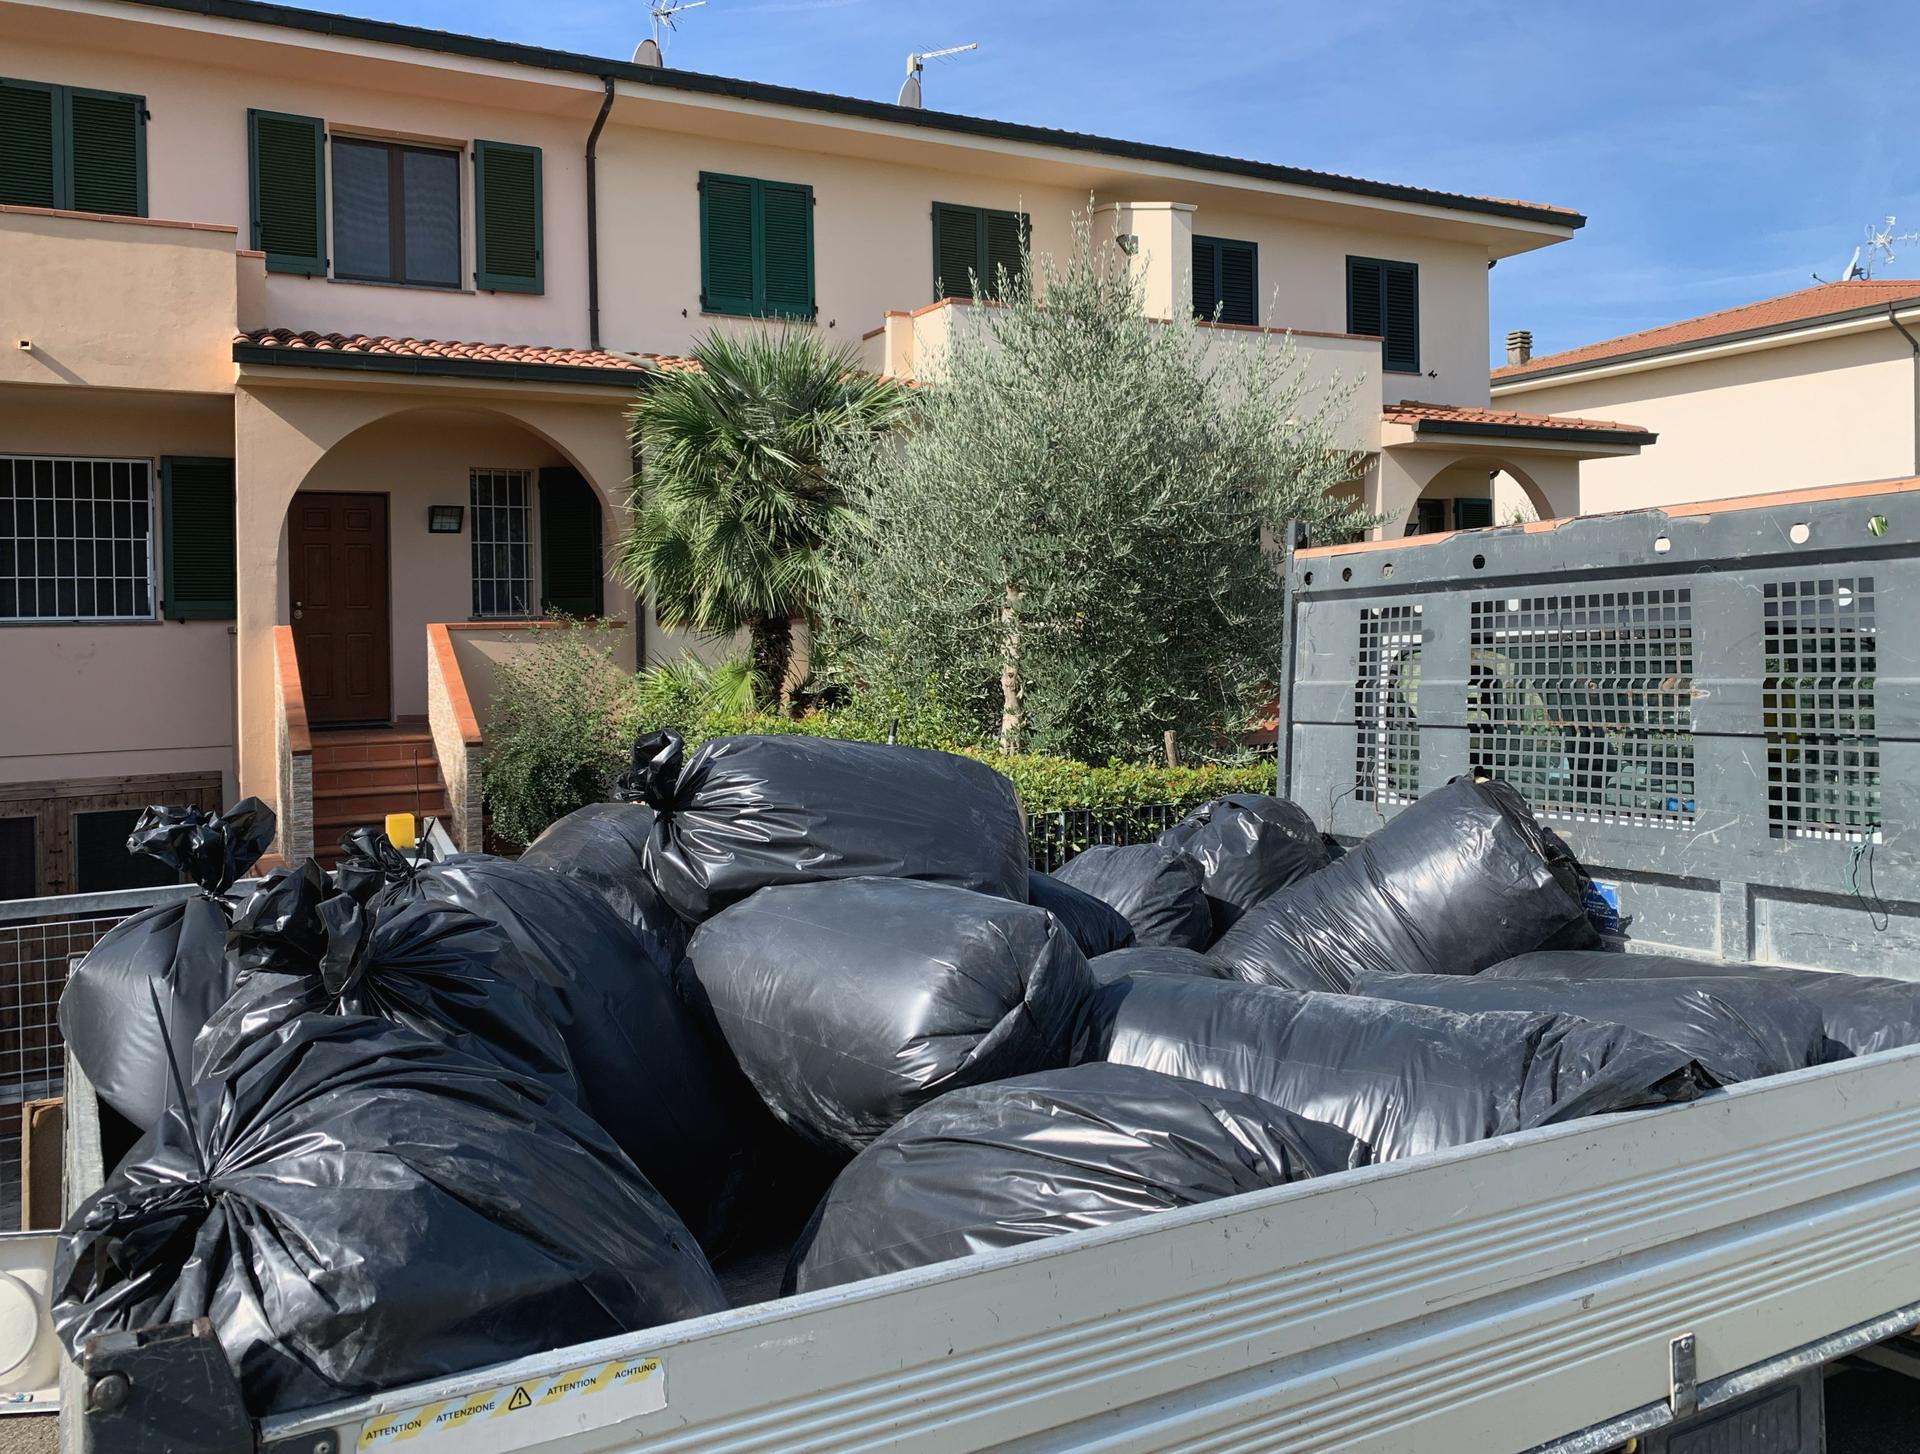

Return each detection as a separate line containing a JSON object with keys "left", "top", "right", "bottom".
{"left": 480, "top": 620, "right": 634, "bottom": 849}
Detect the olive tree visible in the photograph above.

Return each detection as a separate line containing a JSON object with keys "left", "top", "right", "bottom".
{"left": 818, "top": 211, "right": 1370, "bottom": 761}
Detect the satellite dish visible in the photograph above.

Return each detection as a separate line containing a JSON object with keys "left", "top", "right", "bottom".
{"left": 897, "top": 43, "right": 976, "bottom": 109}
{"left": 633, "top": 37, "right": 663, "bottom": 67}
{"left": 896, "top": 73, "right": 922, "bottom": 108}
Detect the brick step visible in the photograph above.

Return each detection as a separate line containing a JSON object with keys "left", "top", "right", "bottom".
{"left": 312, "top": 762, "right": 445, "bottom": 792}
{"left": 311, "top": 739, "right": 438, "bottom": 769}
{"left": 314, "top": 792, "right": 451, "bottom": 827}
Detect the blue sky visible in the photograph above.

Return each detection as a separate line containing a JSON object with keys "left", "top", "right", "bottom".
{"left": 344, "top": 0, "right": 1918, "bottom": 365}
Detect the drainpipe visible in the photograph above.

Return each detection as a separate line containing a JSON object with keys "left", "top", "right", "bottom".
{"left": 586, "top": 76, "right": 615, "bottom": 351}
{"left": 1889, "top": 303, "right": 1920, "bottom": 477}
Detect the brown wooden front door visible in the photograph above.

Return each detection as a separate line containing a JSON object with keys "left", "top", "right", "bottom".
{"left": 289, "top": 492, "right": 392, "bottom": 726}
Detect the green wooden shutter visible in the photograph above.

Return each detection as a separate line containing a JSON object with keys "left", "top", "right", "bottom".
{"left": 932, "top": 202, "right": 979, "bottom": 299}
{"left": 1382, "top": 260, "right": 1420, "bottom": 373}
{"left": 760, "top": 179, "right": 814, "bottom": 318}
{"left": 0, "top": 79, "right": 64, "bottom": 208}
{"left": 1217, "top": 239, "right": 1257, "bottom": 326}
{"left": 701, "top": 172, "right": 756, "bottom": 314}
{"left": 1346, "top": 256, "right": 1384, "bottom": 339}
{"left": 161, "top": 456, "right": 236, "bottom": 620}
{"left": 68, "top": 87, "right": 145, "bottom": 216}
{"left": 1191, "top": 234, "right": 1221, "bottom": 320}
{"left": 1411, "top": 499, "right": 1446, "bottom": 536}
{"left": 538, "top": 466, "right": 605, "bottom": 617}
{"left": 1452, "top": 496, "right": 1494, "bottom": 530}
{"left": 982, "top": 208, "right": 1026, "bottom": 300}
{"left": 249, "top": 109, "right": 325, "bottom": 274}
{"left": 474, "top": 139, "right": 543, "bottom": 293}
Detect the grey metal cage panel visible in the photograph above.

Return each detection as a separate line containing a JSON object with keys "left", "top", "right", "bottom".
{"left": 1285, "top": 489, "right": 1919, "bottom": 970}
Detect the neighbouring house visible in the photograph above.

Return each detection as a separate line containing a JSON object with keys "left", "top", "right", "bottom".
{"left": 1493, "top": 279, "right": 1920, "bottom": 513}
{"left": 0, "top": 0, "right": 1648, "bottom": 889}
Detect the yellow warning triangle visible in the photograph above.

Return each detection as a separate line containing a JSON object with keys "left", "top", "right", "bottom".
{"left": 507, "top": 1387, "right": 532, "bottom": 1411}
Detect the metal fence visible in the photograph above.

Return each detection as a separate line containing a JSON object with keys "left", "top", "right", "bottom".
{"left": 1025, "top": 803, "right": 1187, "bottom": 873}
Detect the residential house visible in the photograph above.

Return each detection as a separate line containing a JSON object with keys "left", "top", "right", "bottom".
{"left": 0, "top": 0, "right": 1647, "bottom": 890}
{"left": 1493, "top": 279, "right": 1920, "bottom": 513}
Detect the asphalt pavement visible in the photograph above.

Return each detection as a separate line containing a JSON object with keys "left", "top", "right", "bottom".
{"left": 1825, "top": 1367, "right": 1920, "bottom": 1454}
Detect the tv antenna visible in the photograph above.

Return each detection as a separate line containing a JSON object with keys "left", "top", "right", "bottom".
{"left": 898, "top": 43, "right": 977, "bottom": 109}
{"left": 636, "top": 0, "right": 706, "bottom": 66}
{"left": 1813, "top": 216, "right": 1920, "bottom": 282}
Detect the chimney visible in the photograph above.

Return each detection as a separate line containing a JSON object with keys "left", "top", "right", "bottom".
{"left": 1505, "top": 329, "right": 1533, "bottom": 367}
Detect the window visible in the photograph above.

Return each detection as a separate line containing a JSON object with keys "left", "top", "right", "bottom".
{"left": 331, "top": 136, "right": 460, "bottom": 288}
{"left": 471, "top": 468, "right": 532, "bottom": 618}
{"left": 1347, "top": 255, "right": 1420, "bottom": 373}
{"left": 160, "top": 457, "right": 236, "bottom": 620}
{"left": 73, "top": 808, "right": 179, "bottom": 893}
{"left": 1409, "top": 498, "right": 1446, "bottom": 536}
{"left": 474, "top": 139, "right": 543, "bottom": 293}
{"left": 1, "top": 457, "right": 153, "bottom": 622}
{"left": 1192, "top": 235, "right": 1258, "bottom": 325}
{"left": 931, "top": 202, "right": 1027, "bottom": 301}
{"left": 0, "top": 77, "right": 146, "bottom": 216}
{"left": 249, "top": 109, "right": 326, "bottom": 275}
{"left": 700, "top": 172, "right": 815, "bottom": 318}
{"left": 0, "top": 817, "right": 34, "bottom": 902}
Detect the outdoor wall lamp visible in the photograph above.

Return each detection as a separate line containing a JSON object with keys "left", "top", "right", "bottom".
{"left": 427, "top": 505, "right": 465, "bottom": 534}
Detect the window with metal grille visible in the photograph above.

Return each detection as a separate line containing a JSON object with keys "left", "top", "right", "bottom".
{"left": 1, "top": 457, "right": 153, "bottom": 622}
{"left": 1763, "top": 577, "right": 1879, "bottom": 842}
{"left": 1468, "top": 589, "right": 1696, "bottom": 828}
{"left": 1355, "top": 605, "right": 1424, "bottom": 804}
{"left": 470, "top": 468, "right": 532, "bottom": 618}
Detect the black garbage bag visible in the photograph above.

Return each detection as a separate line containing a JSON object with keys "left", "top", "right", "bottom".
{"left": 1087, "top": 945, "right": 1230, "bottom": 986}
{"left": 1028, "top": 871, "right": 1135, "bottom": 958}
{"left": 1350, "top": 969, "right": 1827, "bottom": 1087}
{"left": 57, "top": 799, "right": 275, "bottom": 1131}
{"left": 1208, "top": 777, "right": 1597, "bottom": 992}
{"left": 1079, "top": 973, "right": 1697, "bottom": 1162}
{"left": 198, "top": 860, "right": 579, "bottom": 1100}
{"left": 1483, "top": 951, "right": 1920, "bottom": 1060}
{"left": 1159, "top": 794, "right": 1328, "bottom": 936}
{"left": 339, "top": 844, "right": 764, "bottom": 1254}
{"left": 518, "top": 801, "right": 689, "bottom": 963}
{"left": 618, "top": 731, "right": 1029, "bottom": 921}
{"left": 1052, "top": 844, "right": 1212, "bottom": 950}
{"left": 785, "top": 1062, "right": 1366, "bottom": 1293}
{"left": 680, "top": 877, "right": 1096, "bottom": 1151}
{"left": 55, "top": 1010, "right": 725, "bottom": 1417}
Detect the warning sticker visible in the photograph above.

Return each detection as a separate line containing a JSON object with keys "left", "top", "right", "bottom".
{"left": 355, "top": 1354, "right": 665, "bottom": 1454}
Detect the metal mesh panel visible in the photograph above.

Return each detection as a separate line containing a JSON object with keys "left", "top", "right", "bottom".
{"left": 1468, "top": 589, "right": 1696, "bottom": 828}
{"left": 0, "top": 910, "right": 125, "bottom": 1217}
{"left": 1764, "top": 577, "right": 1880, "bottom": 842}
{"left": 1355, "top": 605, "right": 1423, "bottom": 804}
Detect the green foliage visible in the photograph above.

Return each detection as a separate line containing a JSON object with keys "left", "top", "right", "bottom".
{"left": 479, "top": 620, "right": 634, "bottom": 848}
{"left": 632, "top": 653, "right": 759, "bottom": 735}
{"left": 818, "top": 207, "right": 1372, "bottom": 763}
{"left": 619, "top": 328, "right": 911, "bottom": 705}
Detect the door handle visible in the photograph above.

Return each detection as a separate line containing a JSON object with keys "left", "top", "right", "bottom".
{"left": 293, "top": 599, "right": 303, "bottom": 621}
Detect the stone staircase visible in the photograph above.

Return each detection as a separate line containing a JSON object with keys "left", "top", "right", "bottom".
{"left": 309, "top": 724, "right": 451, "bottom": 867}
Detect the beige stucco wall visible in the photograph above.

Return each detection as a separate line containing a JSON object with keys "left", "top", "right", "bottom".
{"left": 2, "top": 26, "right": 598, "bottom": 349}
{"left": 0, "top": 210, "right": 246, "bottom": 395}
{"left": 0, "top": 389, "right": 237, "bottom": 792}
{"left": 1369, "top": 445, "right": 1581, "bottom": 538}
{"left": 1493, "top": 328, "right": 1920, "bottom": 511}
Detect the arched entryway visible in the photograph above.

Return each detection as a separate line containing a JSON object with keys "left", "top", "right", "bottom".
{"left": 1404, "top": 457, "right": 1556, "bottom": 535}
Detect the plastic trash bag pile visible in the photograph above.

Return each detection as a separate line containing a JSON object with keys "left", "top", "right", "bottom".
{"left": 53, "top": 741, "right": 1910, "bottom": 1418}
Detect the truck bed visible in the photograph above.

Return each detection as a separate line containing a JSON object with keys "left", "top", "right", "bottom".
{"left": 98, "top": 1043, "right": 1900, "bottom": 1454}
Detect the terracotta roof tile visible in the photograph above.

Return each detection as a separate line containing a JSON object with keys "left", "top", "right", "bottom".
{"left": 237, "top": 328, "right": 699, "bottom": 373}
{"left": 1383, "top": 400, "right": 1652, "bottom": 437}
{"left": 1494, "top": 279, "right": 1920, "bottom": 380}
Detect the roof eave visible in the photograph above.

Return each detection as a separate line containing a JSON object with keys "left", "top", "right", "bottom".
{"left": 232, "top": 341, "right": 645, "bottom": 388}
{"left": 111, "top": 0, "right": 1584, "bottom": 230}
{"left": 1410, "top": 417, "right": 1655, "bottom": 447}
{"left": 1493, "top": 295, "right": 1920, "bottom": 389}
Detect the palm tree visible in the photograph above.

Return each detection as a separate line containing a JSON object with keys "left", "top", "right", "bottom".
{"left": 620, "top": 329, "right": 910, "bottom": 709}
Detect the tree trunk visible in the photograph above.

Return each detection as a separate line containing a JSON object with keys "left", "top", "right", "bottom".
{"left": 998, "top": 587, "right": 1022, "bottom": 753}
{"left": 748, "top": 613, "right": 793, "bottom": 713}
